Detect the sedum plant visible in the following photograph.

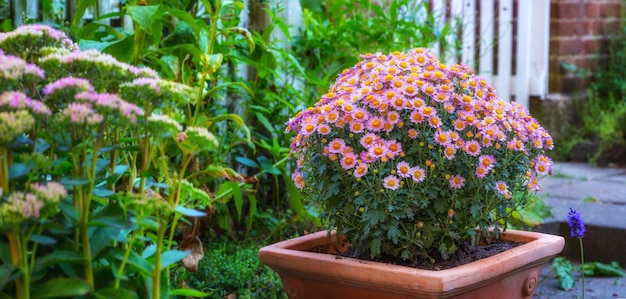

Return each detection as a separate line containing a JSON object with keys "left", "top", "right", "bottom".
{"left": 0, "top": 24, "right": 228, "bottom": 299}
{"left": 286, "top": 48, "right": 555, "bottom": 262}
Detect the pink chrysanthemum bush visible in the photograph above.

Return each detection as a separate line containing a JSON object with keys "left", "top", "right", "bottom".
{"left": 286, "top": 48, "right": 554, "bottom": 261}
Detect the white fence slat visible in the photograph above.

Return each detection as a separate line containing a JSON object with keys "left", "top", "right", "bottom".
{"left": 478, "top": 0, "right": 495, "bottom": 84}
{"left": 496, "top": 0, "right": 513, "bottom": 102}
{"left": 431, "top": 0, "right": 446, "bottom": 59}
{"left": 529, "top": 0, "right": 551, "bottom": 99}
{"left": 447, "top": 0, "right": 462, "bottom": 65}
{"left": 515, "top": 0, "right": 532, "bottom": 107}
{"left": 460, "top": 0, "right": 475, "bottom": 68}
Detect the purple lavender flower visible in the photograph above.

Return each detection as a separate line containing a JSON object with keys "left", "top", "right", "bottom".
{"left": 567, "top": 208, "right": 586, "bottom": 238}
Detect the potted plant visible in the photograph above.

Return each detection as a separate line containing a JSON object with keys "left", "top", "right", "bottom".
{"left": 259, "top": 48, "right": 564, "bottom": 298}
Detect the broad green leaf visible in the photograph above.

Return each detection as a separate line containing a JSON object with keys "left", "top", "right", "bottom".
{"left": 224, "top": 181, "right": 243, "bottom": 221}
{"left": 199, "top": 29, "right": 209, "bottom": 53}
{"left": 552, "top": 257, "right": 575, "bottom": 290}
{"left": 245, "top": 193, "right": 257, "bottom": 236}
{"left": 0, "top": 264, "right": 14, "bottom": 292}
{"left": 206, "top": 82, "right": 254, "bottom": 97}
{"left": 228, "top": 27, "right": 255, "bottom": 53}
{"left": 8, "top": 163, "right": 28, "bottom": 179}
{"left": 29, "top": 234, "right": 56, "bottom": 245}
{"left": 169, "top": 289, "right": 211, "bottom": 297}
{"left": 71, "top": 0, "right": 96, "bottom": 27}
{"left": 254, "top": 112, "right": 275, "bottom": 135}
{"left": 235, "top": 157, "right": 259, "bottom": 168}
{"left": 94, "top": 288, "right": 136, "bottom": 299}
{"left": 175, "top": 205, "right": 207, "bottom": 217}
{"left": 202, "top": 53, "right": 223, "bottom": 76}
{"left": 126, "top": 5, "right": 164, "bottom": 34}
{"left": 108, "top": 248, "right": 153, "bottom": 275}
{"left": 159, "top": 250, "right": 190, "bottom": 270}
{"left": 581, "top": 261, "right": 625, "bottom": 277}
{"left": 31, "top": 278, "right": 90, "bottom": 298}
{"left": 34, "top": 250, "right": 84, "bottom": 271}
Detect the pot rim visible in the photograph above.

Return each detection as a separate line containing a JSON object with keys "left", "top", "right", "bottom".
{"left": 258, "top": 229, "right": 565, "bottom": 292}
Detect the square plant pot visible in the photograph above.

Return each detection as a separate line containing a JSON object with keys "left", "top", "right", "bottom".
{"left": 259, "top": 229, "right": 564, "bottom": 299}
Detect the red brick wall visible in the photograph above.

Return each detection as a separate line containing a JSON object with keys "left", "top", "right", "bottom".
{"left": 549, "top": 0, "right": 623, "bottom": 95}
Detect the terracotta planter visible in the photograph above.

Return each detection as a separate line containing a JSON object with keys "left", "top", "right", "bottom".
{"left": 259, "top": 229, "right": 564, "bottom": 299}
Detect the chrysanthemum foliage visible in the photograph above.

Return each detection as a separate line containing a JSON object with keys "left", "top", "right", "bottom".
{"left": 287, "top": 48, "right": 554, "bottom": 261}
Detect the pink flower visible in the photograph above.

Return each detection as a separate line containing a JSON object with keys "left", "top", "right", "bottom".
{"left": 349, "top": 121, "right": 365, "bottom": 133}
{"left": 360, "top": 133, "right": 379, "bottom": 148}
{"left": 444, "top": 145, "right": 456, "bottom": 160}
{"left": 43, "top": 77, "right": 94, "bottom": 96}
{"left": 475, "top": 166, "right": 489, "bottom": 178}
{"left": 292, "top": 170, "right": 305, "bottom": 189}
{"left": 478, "top": 155, "right": 497, "bottom": 170}
{"left": 385, "top": 140, "right": 402, "bottom": 157}
{"left": 368, "top": 141, "right": 388, "bottom": 159}
{"left": 410, "top": 166, "right": 426, "bottom": 183}
{"left": 327, "top": 138, "right": 346, "bottom": 154}
{"left": 495, "top": 180, "right": 509, "bottom": 195}
{"left": 449, "top": 175, "right": 465, "bottom": 189}
{"left": 534, "top": 161, "right": 550, "bottom": 175}
{"left": 396, "top": 161, "right": 411, "bottom": 178}
{"left": 407, "top": 128, "right": 419, "bottom": 139}
{"left": 340, "top": 153, "right": 358, "bottom": 170}
{"left": 464, "top": 140, "right": 481, "bottom": 156}
{"left": 354, "top": 163, "right": 369, "bottom": 178}
{"left": 383, "top": 175, "right": 400, "bottom": 190}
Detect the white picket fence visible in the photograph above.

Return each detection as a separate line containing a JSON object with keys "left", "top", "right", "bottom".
{"left": 4, "top": 0, "right": 551, "bottom": 107}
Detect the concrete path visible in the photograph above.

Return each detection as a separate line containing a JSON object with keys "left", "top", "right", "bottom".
{"left": 533, "top": 162, "right": 626, "bottom": 299}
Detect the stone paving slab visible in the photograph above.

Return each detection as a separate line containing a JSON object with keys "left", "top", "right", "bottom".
{"left": 542, "top": 181, "right": 626, "bottom": 204}
{"left": 551, "top": 162, "right": 626, "bottom": 180}
{"left": 536, "top": 262, "right": 626, "bottom": 299}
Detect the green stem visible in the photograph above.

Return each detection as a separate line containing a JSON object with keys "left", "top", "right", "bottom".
{"left": 0, "top": 147, "right": 8, "bottom": 193}
{"left": 579, "top": 238, "right": 585, "bottom": 299}
{"left": 152, "top": 220, "right": 167, "bottom": 299}
{"left": 7, "top": 231, "right": 25, "bottom": 299}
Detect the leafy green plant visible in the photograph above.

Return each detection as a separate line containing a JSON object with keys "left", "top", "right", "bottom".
{"left": 180, "top": 240, "right": 286, "bottom": 299}
{"left": 0, "top": 22, "right": 245, "bottom": 298}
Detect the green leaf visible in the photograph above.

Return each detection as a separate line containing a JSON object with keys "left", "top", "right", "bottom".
{"left": 126, "top": 5, "right": 165, "bottom": 34}
{"left": 169, "top": 289, "right": 211, "bottom": 297}
{"left": 29, "top": 234, "right": 57, "bottom": 245}
{"left": 235, "top": 157, "right": 259, "bottom": 168}
{"left": 228, "top": 27, "right": 255, "bottom": 53}
{"left": 245, "top": 193, "right": 257, "bottom": 236}
{"left": 31, "top": 278, "right": 91, "bottom": 298}
{"left": 581, "top": 261, "right": 625, "bottom": 277}
{"left": 198, "top": 29, "right": 209, "bottom": 53}
{"left": 108, "top": 248, "right": 153, "bottom": 275}
{"left": 159, "top": 250, "right": 190, "bottom": 270}
{"left": 552, "top": 257, "right": 575, "bottom": 290}
{"left": 34, "top": 250, "right": 84, "bottom": 271}
{"left": 0, "top": 264, "right": 14, "bottom": 292}
{"left": 8, "top": 163, "right": 28, "bottom": 179}
{"left": 71, "top": 0, "right": 95, "bottom": 27}
{"left": 175, "top": 205, "right": 207, "bottom": 217}
{"left": 223, "top": 182, "right": 243, "bottom": 221}
{"left": 94, "top": 288, "right": 136, "bottom": 299}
